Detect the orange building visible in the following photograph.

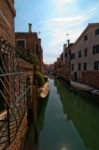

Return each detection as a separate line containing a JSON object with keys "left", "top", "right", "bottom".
{"left": 15, "top": 24, "right": 43, "bottom": 72}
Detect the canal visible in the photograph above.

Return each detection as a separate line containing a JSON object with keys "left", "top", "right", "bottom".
{"left": 24, "top": 78, "right": 99, "bottom": 150}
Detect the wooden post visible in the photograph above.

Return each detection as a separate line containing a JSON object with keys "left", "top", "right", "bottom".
{"left": 7, "top": 105, "right": 10, "bottom": 145}
{"left": 32, "top": 85, "right": 39, "bottom": 143}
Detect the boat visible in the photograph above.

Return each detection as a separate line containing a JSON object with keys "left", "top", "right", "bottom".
{"left": 91, "top": 89, "right": 99, "bottom": 96}
{"left": 70, "top": 80, "right": 93, "bottom": 92}
{"left": 38, "top": 82, "right": 49, "bottom": 99}
{"left": 0, "top": 110, "right": 7, "bottom": 120}
{"left": 56, "top": 76, "right": 60, "bottom": 78}
{"left": 44, "top": 76, "right": 48, "bottom": 82}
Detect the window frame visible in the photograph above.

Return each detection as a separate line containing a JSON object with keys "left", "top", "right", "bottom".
{"left": 78, "top": 50, "right": 81, "bottom": 58}
{"left": 95, "top": 28, "right": 99, "bottom": 35}
{"left": 84, "top": 35, "right": 88, "bottom": 41}
{"left": 78, "top": 63, "right": 81, "bottom": 71}
{"left": 84, "top": 48, "right": 87, "bottom": 56}
{"left": 94, "top": 61, "right": 99, "bottom": 70}
{"left": 83, "top": 62, "right": 87, "bottom": 70}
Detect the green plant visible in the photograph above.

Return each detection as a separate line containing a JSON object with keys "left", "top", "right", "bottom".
{"left": 35, "top": 71, "right": 45, "bottom": 87}
{"left": 16, "top": 48, "right": 34, "bottom": 64}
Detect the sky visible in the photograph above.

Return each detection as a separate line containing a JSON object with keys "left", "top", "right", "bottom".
{"left": 15, "top": 0, "right": 99, "bottom": 64}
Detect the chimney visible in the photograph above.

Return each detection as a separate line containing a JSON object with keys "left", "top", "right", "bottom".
{"left": 38, "top": 38, "right": 41, "bottom": 44}
{"left": 63, "top": 44, "right": 67, "bottom": 49}
{"left": 28, "top": 23, "right": 32, "bottom": 33}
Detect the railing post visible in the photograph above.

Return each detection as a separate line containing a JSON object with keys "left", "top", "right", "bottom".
{"left": 7, "top": 105, "right": 11, "bottom": 145}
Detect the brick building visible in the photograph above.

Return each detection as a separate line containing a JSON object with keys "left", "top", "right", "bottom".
{"left": 0, "top": 1, "right": 38, "bottom": 150}
{"left": 0, "top": 0, "right": 16, "bottom": 111}
{"left": 0, "top": 0, "right": 16, "bottom": 45}
{"left": 15, "top": 24, "right": 43, "bottom": 72}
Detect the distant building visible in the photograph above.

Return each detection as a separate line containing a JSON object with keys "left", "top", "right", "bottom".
{"left": 63, "top": 43, "right": 73, "bottom": 81}
{"left": 54, "top": 42, "right": 73, "bottom": 81}
{"left": 44, "top": 63, "right": 54, "bottom": 75}
{"left": 0, "top": 0, "right": 16, "bottom": 44}
{"left": 71, "top": 23, "right": 99, "bottom": 88}
{"left": 15, "top": 23, "right": 43, "bottom": 72}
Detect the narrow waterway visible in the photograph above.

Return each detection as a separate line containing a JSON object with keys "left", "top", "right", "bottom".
{"left": 24, "top": 78, "right": 99, "bottom": 150}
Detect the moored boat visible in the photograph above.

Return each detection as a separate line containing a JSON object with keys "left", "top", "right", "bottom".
{"left": 70, "top": 80, "right": 93, "bottom": 92}
{"left": 38, "top": 82, "right": 49, "bottom": 99}
{"left": 0, "top": 111, "right": 7, "bottom": 120}
{"left": 91, "top": 89, "right": 99, "bottom": 96}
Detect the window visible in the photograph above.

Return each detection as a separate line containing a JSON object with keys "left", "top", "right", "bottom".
{"left": 83, "top": 63, "right": 87, "bottom": 70}
{"left": 78, "top": 50, "right": 81, "bottom": 58}
{"left": 73, "top": 53, "right": 75, "bottom": 59}
{"left": 94, "top": 61, "right": 99, "bottom": 70}
{"left": 84, "top": 35, "right": 88, "bottom": 41}
{"left": 71, "top": 53, "right": 75, "bottom": 60}
{"left": 95, "top": 28, "right": 99, "bottom": 35}
{"left": 93, "top": 45, "right": 99, "bottom": 54}
{"left": 71, "top": 64, "right": 74, "bottom": 71}
{"left": 84, "top": 48, "right": 87, "bottom": 56}
{"left": 16, "top": 40, "right": 25, "bottom": 49}
{"left": 78, "top": 63, "right": 81, "bottom": 71}
{"left": 65, "top": 52, "right": 67, "bottom": 58}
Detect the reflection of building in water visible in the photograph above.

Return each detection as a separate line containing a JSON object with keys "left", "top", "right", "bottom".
{"left": 38, "top": 97, "right": 48, "bottom": 131}
{"left": 23, "top": 97, "right": 48, "bottom": 150}
{"left": 54, "top": 79, "right": 99, "bottom": 150}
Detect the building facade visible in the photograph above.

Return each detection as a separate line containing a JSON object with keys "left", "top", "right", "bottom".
{"left": 0, "top": 2, "right": 38, "bottom": 150}
{"left": 70, "top": 23, "right": 99, "bottom": 88}
{"left": 54, "top": 42, "right": 73, "bottom": 81}
{"left": 15, "top": 24, "right": 43, "bottom": 72}
{"left": 63, "top": 43, "right": 73, "bottom": 81}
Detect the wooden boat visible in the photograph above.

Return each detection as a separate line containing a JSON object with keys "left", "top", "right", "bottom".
{"left": 44, "top": 76, "right": 48, "bottom": 82}
{"left": 38, "top": 82, "right": 49, "bottom": 99}
{"left": 70, "top": 80, "right": 93, "bottom": 92}
{"left": 0, "top": 111, "right": 7, "bottom": 120}
{"left": 91, "top": 89, "right": 99, "bottom": 96}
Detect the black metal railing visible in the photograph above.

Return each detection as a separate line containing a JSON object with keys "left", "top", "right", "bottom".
{"left": 0, "top": 37, "right": 32, "bottom": 150}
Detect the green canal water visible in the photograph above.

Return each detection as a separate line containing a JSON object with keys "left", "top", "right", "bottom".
{"left": 24, "top": 78, "right": 99, "bottom": 150}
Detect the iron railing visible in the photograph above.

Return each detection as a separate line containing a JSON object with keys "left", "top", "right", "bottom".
{"left": 0, "top": 37, "right": 32, "bottom": 150}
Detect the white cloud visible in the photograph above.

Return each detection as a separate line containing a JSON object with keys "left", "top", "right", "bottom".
{"left": 41, "top": 2, "right": 99, "bottom": 64}
{"left": 45, "top": 16, "right": 83, "bottom": 26}
{"left": 62, "top": 0, "right": 75, "bottom": 4}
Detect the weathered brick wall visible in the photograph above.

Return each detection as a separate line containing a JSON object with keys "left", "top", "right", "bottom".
{"left": 81, "top": 71, "right": 99, "bottom": 88}
{"left": 16, "top": 58, "right": 34, "bottom": 97}
{"left": 0, "top": 0, "right": 16, "bottom": 45}
{"left": 15, "top": 32, "right": 44, "bottom": 72}
{"left": 15, "top": 33, "right": 37, "bottom": 54}
{"left": 7, "top": 113, "right": 28, "bottom": 150}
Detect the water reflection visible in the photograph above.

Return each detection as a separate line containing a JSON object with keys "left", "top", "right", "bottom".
{"left": 24, "top": 96, "right": 48, "bottom": 150}
{"left": 24, "top": 78, "right": 99, "bottom": 150}
{"left": 54, "top": 78, "right": 99, "bottom": 150}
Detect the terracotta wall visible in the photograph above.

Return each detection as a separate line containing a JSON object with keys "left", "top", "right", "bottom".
{"left": 81, "top": 71, "right": 99, "bottom": 88}
{"left": 0, "top": 0, "right": 16, "bottom": 45}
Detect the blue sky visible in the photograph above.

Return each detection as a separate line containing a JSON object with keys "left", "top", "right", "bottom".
{"left": 15, "top": 0, "right": 99, "bottom": 64}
